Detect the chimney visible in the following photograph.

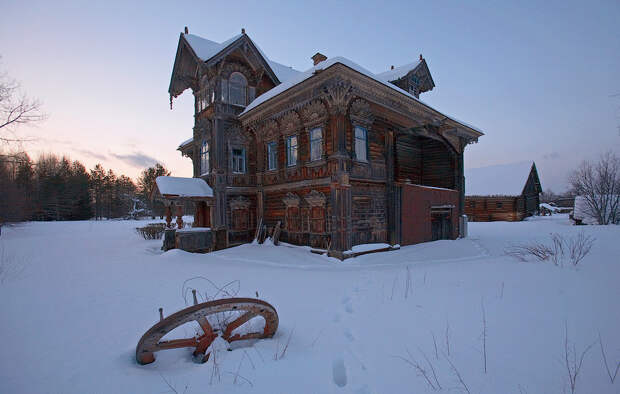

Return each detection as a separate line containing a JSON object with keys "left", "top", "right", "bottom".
{"left": 419, "top": 54, "right": 423, "bottom": 61}
{"left": 390, "top": 65, "right": 394, "bottom": 70}
{"left": 184, "top": 26, "right": 188, "bottom": 34}
{"left": 241, "top": 28, "right": 246, "bottom": 34}
{"left": 311, "top": 52, "right": 327, "bottom": 66}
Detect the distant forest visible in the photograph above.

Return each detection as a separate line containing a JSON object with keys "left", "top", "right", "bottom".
{"left": 0, "top": 152, "right": 172, "bottom": 222}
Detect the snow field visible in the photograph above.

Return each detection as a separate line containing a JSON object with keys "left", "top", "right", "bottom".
{"left": 0, "top": 215, "right": 618, "bottom": 393}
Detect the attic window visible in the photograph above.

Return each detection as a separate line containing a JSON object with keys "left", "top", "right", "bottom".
{"left": 229, "top": 72, "right": 247, "bottom": 106}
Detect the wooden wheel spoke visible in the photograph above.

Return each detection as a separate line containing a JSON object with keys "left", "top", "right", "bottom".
{"left": 227, "top": 332, "right": 265, "bottom": 343}
{"left": 157, "top": 337, "right": 198, "bottom": 350}
{"left": 222, "top": 311, "right": 257, "bottom": 340}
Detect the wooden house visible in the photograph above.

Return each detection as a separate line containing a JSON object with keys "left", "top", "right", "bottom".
{"left": 465, "top": 162, "right": 542, "bottom": 222}
{"left": 169, "top": 27, "right": 483, "bottom": 258}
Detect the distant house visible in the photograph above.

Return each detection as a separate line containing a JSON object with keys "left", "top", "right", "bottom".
{"left": 465, "top": 162, "right": 542, "bottom": 222}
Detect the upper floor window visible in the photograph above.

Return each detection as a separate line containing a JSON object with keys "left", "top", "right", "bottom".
{"left": 309, "top": 127, "right": 323, "bottom": 161}
{"left": 354, "top": 126, "right": 368, "bottom": 162}
{"left": 229, "top": 72, "right": 247, "bottom": 106}
{"left": 232, "top": 148, "right": 245, "bottom": 173}
{"left": 267, "top": 141, "right": 277, "bottom": 171}
{"left": 221, "top": 78, "right": 228, "bottom": 102}
{"left": 196, "top": 87, "right": 211, "bottom": 113}
{"left": 200, "top": 140, "right": 209, "bottom": 175}
{"left": 286, "top": 135, "right": 297, "bottom": 167}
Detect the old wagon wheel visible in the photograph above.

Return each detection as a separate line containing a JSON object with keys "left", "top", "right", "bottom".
{"left": 136, "top": 295, "right": 278, "bottom": 365}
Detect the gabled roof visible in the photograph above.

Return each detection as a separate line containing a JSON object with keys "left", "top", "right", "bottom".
{"left": 376, "top": 58, "right": 435, "bottom": 94}
{"left": 465, "top": 161, "right": 539, "bottom": 196}
{"left": 376, "top": 60, "right": 422, "bottom": 82}
{"left": 180, "top": 32, "right": 300, "bottom": 84}
{"left": 240, "top": 55, "right": 483, "bottom": 137}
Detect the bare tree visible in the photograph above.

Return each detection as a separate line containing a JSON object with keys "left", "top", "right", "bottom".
{"left": 0, "top": 60, "right": 46, "bottom": 147}
{"left": 569, "top": 151, "right": 620, "bottom": 225}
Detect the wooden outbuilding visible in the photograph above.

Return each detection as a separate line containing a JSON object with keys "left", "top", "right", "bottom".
{"left": 168, "top": 27, "right": 484, "bottom": 258}
{"left": 465, "top": 162, "right": 542, "bottom": 222}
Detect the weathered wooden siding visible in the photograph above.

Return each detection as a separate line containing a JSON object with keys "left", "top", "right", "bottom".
{"left": 263, "top": 186, "right": 332, "bottom": 249}
{"left": 350, "top": 183, "right": 388, "bottom": 245}
{"left": 421, "top": 139, "right": 455, "bottom": 189}
{"left": 465, "top": 196, "right": 523, "bottom": 222}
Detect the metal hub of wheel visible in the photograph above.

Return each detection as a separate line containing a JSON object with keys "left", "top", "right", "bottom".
{"left": 136, "top": 295, "right": 278, "bottom": 365}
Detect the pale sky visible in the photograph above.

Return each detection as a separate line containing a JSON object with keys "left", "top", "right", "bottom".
{"left": 1, "top": 0, "right": 618, "bottom": 192}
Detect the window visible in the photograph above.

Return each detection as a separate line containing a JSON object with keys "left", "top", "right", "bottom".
{"left": 354, "top": 126, "right": 368, "bottom": 162}
{"left": 286, "top": 206, "right": 300, "bottom": 232}
{"left": 232, "top": 209, "right": 248, "bottom": 230}
{"left": 220, "top": 78, "right": 228, "bottom": 102}
{"left": 496, "top": 202, "right": 503, "bottom": 208}
{"left": 310, "top": 206, "right": 325, "bottom": 233}
{"left": 232, "top": 148, "right": 245, "bottom": 173}
{"left": 267, "top": 141, "right": 277, "bottom": 171}
{"left": 286, "top": 135, "right": 297, "bottom": 167}
{"left": 200, "top": 140, "right": 209, "bottom": 175}
{"left": 309, "top": 127, "right": 323, "bottom": 161}
{"left": 229, "top": 72, "right": 247, "bottom": 106}
{"left": 196, "top": 88, "right": 210, "bottom": 113}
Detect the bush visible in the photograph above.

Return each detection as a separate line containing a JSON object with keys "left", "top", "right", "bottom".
{"left": 136, "top": 223, "right": 166, "bottom": 240}
{"left": 505, "top": 232, "right": 595, "bottom": 267}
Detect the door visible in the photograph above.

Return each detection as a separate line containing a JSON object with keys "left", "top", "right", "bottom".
{"left": 431, "top": 210, "right": 452, "bottom": 241}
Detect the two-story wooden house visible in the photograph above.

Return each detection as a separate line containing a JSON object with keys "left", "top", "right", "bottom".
{"left": 170, "top": 27, "right": 483, "bottom": 258}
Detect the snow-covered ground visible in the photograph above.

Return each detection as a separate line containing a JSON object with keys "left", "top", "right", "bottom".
{"left": 0, "top": 215, "right": 618, "bottom": 393}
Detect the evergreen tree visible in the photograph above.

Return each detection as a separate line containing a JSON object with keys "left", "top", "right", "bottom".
{"left": 137, "top": 163, "right": 170, "bottom": 217}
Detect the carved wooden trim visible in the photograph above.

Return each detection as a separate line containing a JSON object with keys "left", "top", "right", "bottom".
{"left": 300, "top": 100, "right": 328, "bottom": 127}
{"left": 349, "top": 98, "right": 374, "bottom": 126}
{"left": 323, "top": 79, "right": 353, "bottom": 114}
{"left": 304, "top": 190, "right": 326, "bottom": 207}
{"left": 229, "top": 196, "right": 251, "bottom": 209}
{"left": 220, "top": 61, "right": 258, "bottom": 85}
{"left": 279, "top": 110, "right": 301, "bottom": 134}
{"left": 282, "top": 192, "right": 301, "bottom": 207}
{"left": 259, "top": 119, "right": 279, "bottom": 141}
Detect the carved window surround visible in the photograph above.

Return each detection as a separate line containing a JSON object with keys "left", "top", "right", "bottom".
{"left": 283, "top": 192, "right": 301, "bottom": 232}
{"left": 282, "top": 192, "right": 301, "bottom": 208}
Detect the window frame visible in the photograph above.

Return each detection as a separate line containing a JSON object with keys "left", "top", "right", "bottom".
{"left": 354, "top": 125, "right": 369, "bottom": 162}
{"left": 200, "top": 140, "right": 209, "bottom": 175}
{"left": 231, "top": 147, "right": 246, "bottom": 174}
{"left": 267, "top": 141, "right": 278, "bottom": 171}
{"left": 309, "top": 127, "right": 323, "bottom": 162}
{"left": 228, "top": 72, "right": 247, "bottom": 106}
{"left": 286, "top": 135, "right": 298, "bottom": 167}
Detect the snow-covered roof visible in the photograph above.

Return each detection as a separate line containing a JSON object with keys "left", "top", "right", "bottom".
{"left": 184, "top": 33, "right": 301, "bottom": 83}
{"left": 178, "top": 137, "right": 193, "bottom": 149}
{"left": 240, "top": 56, "right": 483, "bottom": 135}
{"left": 155, "top": 176, "right": 213, "bottom": 198}
{"left": 465, "top": 161, "right": 535, "bottom": 196}
{"left": 540, "top": 203, "right": 560, "bottom": 212}
{"left": 376, "top": 61, "right": 422, "bottom": 82}
{"left": 185, "top": 33, "right": 242, "bottom": 63}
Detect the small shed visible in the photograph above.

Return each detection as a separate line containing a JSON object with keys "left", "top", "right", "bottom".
{"left": 151, "top": 176, "right": 214, "bottom": 228}
{"left": 465, "top": 162, "right": 542, "bottom": 222}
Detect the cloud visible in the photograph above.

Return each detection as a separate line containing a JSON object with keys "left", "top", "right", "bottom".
{"left": 542, "top": 152, "right": 560, "bottom": 160}
{"left": 110, "top": 151, "right": 160, "bottom": 168}
{"left": 72, "top": 148, "right": 108, "bottom": 161}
